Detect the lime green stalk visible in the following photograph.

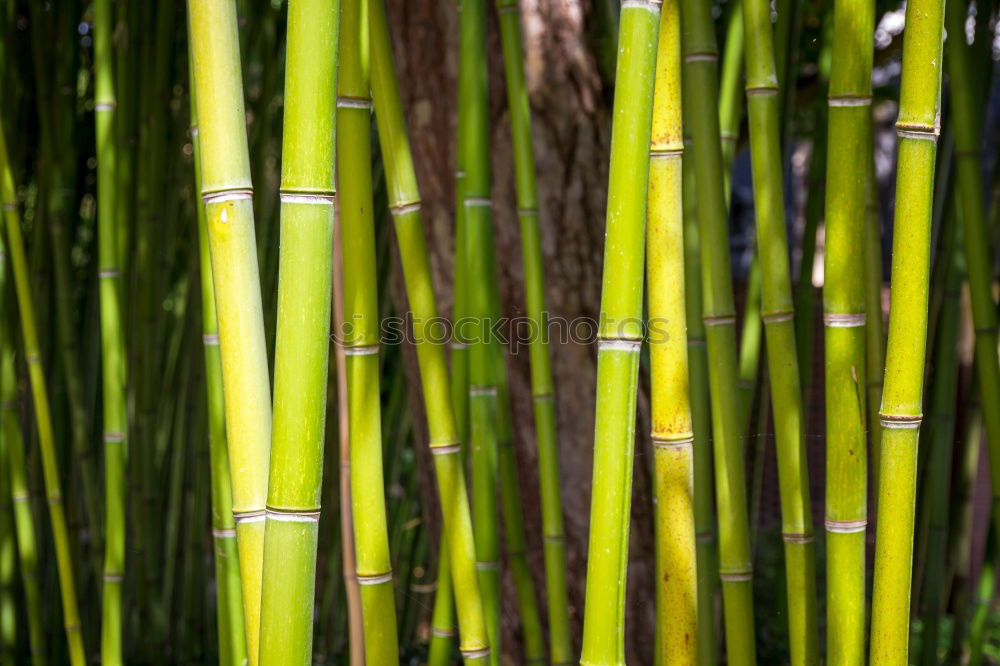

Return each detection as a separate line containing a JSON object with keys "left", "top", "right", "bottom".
{"left": 821, "top": 0, "right": 875, "bottom": 661}
{"left": 337, "top": 0, "right": 399, "bottom": 660}
{"left": 681, "top": 111, "right": 717, "bottom": 664}
{"left": 869, "top": 0, "right": 945, "bottom": 659}
{"left": 187, "top": 1, "right": 273, "bottom": 661}
{"left": 0, "top": 120, "right": 85, "bottom": 666}
{"left": 741, "top": 0, "right": 819, "bottom": 659}
{"left": 369, "top": 6, "right": 492, "bottom": 661}
{"left": 0, "top": 295, "right": 44, "bottom": 666}
{"left": 580, "top": 2, "right": 659, "bottom": 663}
{"left": 188, "top": 28, "right": 248, "bottom": 666}
{"left": 94, "top": 0, "right": 128, "bottom": 661}
{"left": 457, "top": 0, "right": 501, "bottom": 660}
{"left": 681, "top": 0, "right": 757, "bottom": 660}
{"left": 944, "top": 0, "right": 1000, "bottom": 547}
{"left": 258, "top": 1, "right": 339, "bottom": 663}
{"left": 493, "top": 0, "right": 569, "bottom": 661}
{"left": 647, "top": 2, "right": 697, "bottom": 663}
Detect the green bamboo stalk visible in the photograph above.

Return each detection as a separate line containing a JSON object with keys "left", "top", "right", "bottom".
{"left": 258, "top": 1, "right": 339, "bottom": 662}
{"left": 94, "top": 0, "right": 128, "bottom": 660}
{"left": 944, "top": 0, "right": 1000, "bottom": 550}
{"left": 917, "top": 214, "right": 963, "bottom": 666}
{"left": 869, "top": 0, "right": 945, "bottom": 658}
{"left": 337, "top": 0, "right": 399, "bottom": 660}
{"left": 493, "top": 1, "right": 568, "bottom": 661}
{"left": 681, "top": 0, "right": 757, "bottom": 660}
{"left": 580, "top": 1, "right": 659, "bottom": 663}
{"left": 681, "top": 103, "right": 717, "bottom": 664}
{"left": 821, "top": 0, "right": 874, "bottom": 661}
{"left": 742, "top": 0, "right": 819, "bottom": 659}
{"left": 0, "top": 334, "right": 44, "bottom": 666}
{"left": 647, "top": 2, "right": 697, "bottom": 662}
{"left": 0, "top": 116, "right": 85, "bottom": 666}
{"left": 719, "top": 0, "right": 744, "bottom": 184}
{"left": 457, "top": 0, "right": 502, "bottom": 661}
{"left": 188, "top": 30, "right": 247, "bottom": 666}
{"left": 187, "top": 1, "right": 273, "bottom": 661}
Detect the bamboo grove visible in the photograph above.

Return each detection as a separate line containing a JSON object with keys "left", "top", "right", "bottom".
{"left": 0, "top": 0, "right": 996, "bottom": 663}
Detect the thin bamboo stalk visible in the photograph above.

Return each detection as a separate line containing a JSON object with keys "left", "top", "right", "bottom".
{"left": 258, "top": 0, "right": 339, "bottom": 662}
{"left": 647, "top": 1, "right": 697, "bottom": 662}
{"left": 869, "top": 0, "right": 945, "bottom": 658}
{"left": 742, "top": 0, "right": 819, "bottom": 659}
{"left": 94, "top": 0, "right": 128, "bottom": 660}
{"left": 187, "top": 1, "right": 273, "bottom": 660}
{"left": 944, "top": 0, "right": 1000, "bottom": 551}
{"left": 681, "top": 103, "right": 717, "bottom": 664}
{"left": 337, "top": 0, "right": 400, "bottom": 660}
{"left": 580, "top": 1, "right": 659, "bottom": 663}
{"left": 0, "top": 117, "right": 85, "bottom": 666}
{"left": 681, "top": 0, "right": 757, "bottom": 660}
{"left": 822, "top": 0, "right": 874, "bottom": 660}
{"left": 0, "top": 419, "right": 12, "bottom": 666}
{"left": 187, "top": 33, "right": 247, "bottom": 666}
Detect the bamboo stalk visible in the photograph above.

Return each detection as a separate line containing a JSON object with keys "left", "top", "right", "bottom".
{"left": 0, "top": 415, "right": 12, "bottom": 666}
{"left": 94, "top": 0, "right": 128, "bottom": 660}
{"left": 822, "top": 0, "right": 874, "bottom": 660}
{"left": 869, "top": 0, "right": 945, "bottom": 658}
{"left": 0, "top": 116, "right": 85, "bottom": 666}
{"left": 187, "top": 29, "right": 248, "bottom": 666}
{"left": 580, "top": 1, "right": 660, "bottom": 663}
{"left": 337, "top": 0, "right": 400, "bottom": 660}
{"left": 681, "top": 0, "right": 757, "bottom": 660}
{"left": 742, "top": 0, "right": 819, "bottom": 659}
{"left": 647, "top": 1, "right": 697, "bottom": 662}
{"left": 258, "top": 1, "right": 339, "bottom": 662}
{"left": 681, "top": 104, "right": 717, "bottom": 664}
{"left": 187, "top": 1, "right": 273, "bottom": 660}
{"left": 944, "top": 0, "right": 1000, "bottom": 551}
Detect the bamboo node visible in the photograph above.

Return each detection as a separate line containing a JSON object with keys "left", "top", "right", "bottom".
{"left": 761, "top": 310, "right": 795, "bottom": 324}
{"left": 202, "top": 188, "right": 253, "bottom": 205}
{"left": 896, "top": 123, "right": 939, "bottom": 141}
{"left": 824, "top": 518, "right": 867, "bottom": 533}
{"left": 597, "top": 338, "right": 641, "bottom": 353}
{"left": 649, "top": 148, "right": 683, "bottom": 160}
{"left": 461, "top": 648, "right": 491, "bottom": 659}
{"left": 344, "top": 344, "right": 380, "bottom": 356}
{"left": 233, "top": 510, "right": 266, "bottom": 525}
{"left": 651, "top": 435, "right": 694, "bottom": 449}
{"left": 543, "top": 535, "right": 566, "bottom": 543}
{"left": 202, "top": 333, "right": 220, "bottom": 346}
{"left": 103, "top": 431, "right": 125, "bottom": 443}
{"left": 265, "top": 508, "right": 321, "bottom": 523}
{"left": 782, "top": 532, "right": 814, "bottom": 544}
{"left": 476, "top": 560, "right": 500, "bottom": 571}
{"left": 464, "top": 197, "right": 493, "bottom": 208}
{"left": 974, "top": 325, "right": 998, "bottom": 336}
{"left": 450, "top": 341, "right": 469, "bottom": 350}
{"left": 879, "top": 413, "right": 922, "bottom": 429}
{"left": 746, "top": 86, "right": 778, "bottom": 97}
{"left": 470, "top": 385, "right": 498, "bottom": 397}
{"left": 431, "top": 628, "right": 456, "bottom": 638}
{"left": 103, "top": 573, "right": 124, "bottom": 583}
{"left": 517, "top": 207, "right": 540, "bottom": 216}
{"left": 357, "top": 571, "right": 393, "bottom": 585}
{"left": 824, "top": 312, "right": 866, "bottom": 328}
{"left": 684, "top": 52, "right": 718, "bottom": 63}
{"left": 337, "top": 96, "right": 372, "bottom": 110}
{"left": 95, "top": 101, "right": 117, "bottom": 112}
{"left": 719, "top": 570, "right": 753, "bottom": 582}
{"left": 279, "top": 192, "right": 337, "bottom": 206}
{"left": 2, "top": 202, "right": 16, "bottom": 211}
{"left": 621, "top": 0, "right": 662, "bottom": 11}
{"left": 429, "top": 443, "right": 462, "bottom": 456}
{"left": 390, "top": 201, "right": 422, "bottom": 216}
{"left": 26, "top": 353, "right": 40, "bottom": 365}
{"left": 695, "top": 531, "right": 715, "bottom": 543}
{"left": 533, "top": 393, "right": 555, "bottom": 402}
{"left": 11, "top": 494, "right": 29, "bottom": 504}
{"left": 827, "top": 95, "right": 872, "bottom": 107}
{"left": 702, "top": 314, "right": 735, "bottom": 327}
{"left": 212, "top": 528, "right": 237, "bottom": 539}
{"left": 98, "top": 269, "right": 121, "bottom": 279}
{"left": 189, "top": 125, "right": 199, "bottom": 137}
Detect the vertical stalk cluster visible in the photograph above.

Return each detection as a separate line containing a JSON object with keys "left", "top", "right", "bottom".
{"left": 822, "top": 0, "right": 874, "bottom": 661}
{"left": 580, "top": 1, "right": 660, "bottom": 663}
{"left": 681, "top": 0, "right": 756, "bottom": 660}
{"left": 869, "top": 0, "right": 945, "bottom": 659}
{"left": 187, "top": 1, "right": 273, "bottom": 660}
{"left": 647, "top": 0, "right": 697, "bottom": 662}
{"left": 258, "top": 0, "right": 339, "bottom": 663}
{"left": 93, "top": 1, "right": 128, "bottom": 662}
{"left": 337, "top": 0, "right": 399, "bottom": 660}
